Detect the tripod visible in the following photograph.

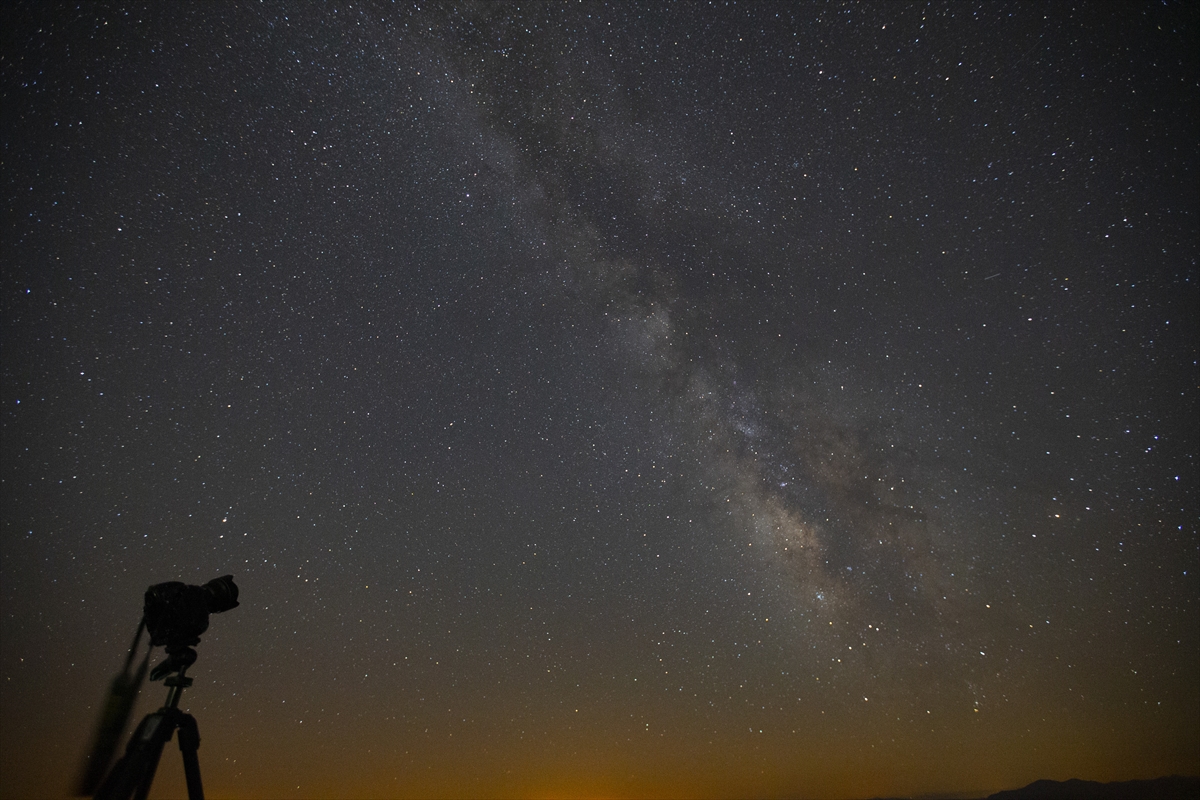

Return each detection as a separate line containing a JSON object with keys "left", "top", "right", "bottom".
{"left": 94, "top": 647, "right": 205, "bottom": 800}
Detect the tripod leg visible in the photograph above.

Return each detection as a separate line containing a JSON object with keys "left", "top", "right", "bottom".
{"left": 132, "top": 743, "right": 163, "bottom": 800}
{"left": 95, "top": 711, "right": 172, "bottom": 800}
{"left": 175, "top": 712, "right": 205, "bottom": 800}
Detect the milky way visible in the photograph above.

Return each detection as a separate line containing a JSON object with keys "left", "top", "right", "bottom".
{"left": 439, "top": 7, "right": 979, "bottom": 661}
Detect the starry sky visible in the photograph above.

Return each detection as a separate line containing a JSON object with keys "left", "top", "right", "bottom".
{"left": 1, "top": 3, "right": 1196, "bottom": 799}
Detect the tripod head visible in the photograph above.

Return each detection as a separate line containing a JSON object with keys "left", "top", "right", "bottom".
{"left": 151, "top": 644, "right": 198, "bottom": 682}
{"left": 160, "top": 653, "right": 197, "bottom": 712}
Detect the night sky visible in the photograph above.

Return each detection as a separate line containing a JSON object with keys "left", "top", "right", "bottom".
{"left": 2, "top": 3, "right": 1197, "bottom": 799}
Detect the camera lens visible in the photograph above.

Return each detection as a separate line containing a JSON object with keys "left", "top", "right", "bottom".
{"left": 202, "top": 575, "right": 240, "bottom": 614}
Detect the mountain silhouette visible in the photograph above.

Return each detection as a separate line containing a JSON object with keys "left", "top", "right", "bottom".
{"left": 986, "top": 775, "right": 1199, "bottom": 800}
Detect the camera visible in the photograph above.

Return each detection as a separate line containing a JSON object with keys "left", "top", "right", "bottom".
{"left": 143, "top": 575, "right": 239, "bottom": 679}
